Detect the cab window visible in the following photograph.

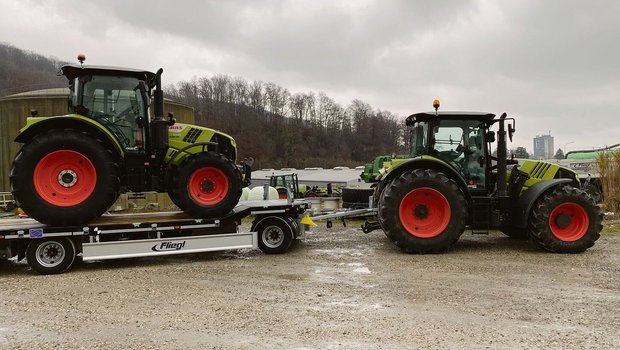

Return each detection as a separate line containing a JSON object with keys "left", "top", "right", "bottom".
{"left": 79, "top": 75, "right": 146, "bottom": 152}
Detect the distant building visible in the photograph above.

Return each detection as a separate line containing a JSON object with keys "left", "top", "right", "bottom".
{"left": 533, "top": 134, "right": 554, "bottom": 159}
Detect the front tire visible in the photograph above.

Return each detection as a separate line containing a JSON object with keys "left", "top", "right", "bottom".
{"left": 379, "top": 169, "right": 467, "bottom": 253}
{"left": 26, "top": 237, "right": 76, "bottom": 274}
{"left": 172, "top": 152, "right": 242, "bottom": 218}
{"left": 10, "top": 129, "right": 119, "bottom": 226}
{"left": 528, "top": 185, "right": 602, "bottom": 253}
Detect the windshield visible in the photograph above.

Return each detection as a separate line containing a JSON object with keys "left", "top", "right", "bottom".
{"left": 409, "top": 118, "right": 487, "bottom": 189}
{"left": 75, "top": 75, "right": 147, "bottom": 151}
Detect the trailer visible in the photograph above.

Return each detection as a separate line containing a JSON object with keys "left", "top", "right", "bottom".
{"left": 0, "top": 199, "right": 311, "bottom": 274}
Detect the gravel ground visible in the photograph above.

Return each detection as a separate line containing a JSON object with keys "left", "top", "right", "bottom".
{"left": 1, "top": 222, "right": 619, "bottom": 349}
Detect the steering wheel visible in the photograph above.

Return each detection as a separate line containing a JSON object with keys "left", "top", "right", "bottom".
{"left": 93, "top": 111, "right": 132, "bottom": 148}
{"left": 438, "top": 144, "right": 464, "bottom": 161}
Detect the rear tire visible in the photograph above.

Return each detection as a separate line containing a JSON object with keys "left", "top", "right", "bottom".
{"left": 172, "top": 152, "right": 242, "bottom": 218}
{"left": 26, "top": 237, "right": 76, "bottom": 275}
{"left": 10, "top": 129, "right": 119, "bottom": 226}
{"left": 528, "top": 185, "right": 602, "bottom": 253}
{"left": 276, "top": 188, "right": 289, "bottom": 200}
{"left": 379, "top": 169, "right": 467, "bottom": 253}
{"left": 582, "top": 182, "right": 603, "bottom": 204}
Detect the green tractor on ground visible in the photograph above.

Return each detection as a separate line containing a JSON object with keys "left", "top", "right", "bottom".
{"left": 10, "top": 55, "right": 250, "bottom": 226}
{"left": 269, "top": 173, "right": 336, "bottom": 199}
{"left": 363, "top": 101, "right": 602, "bottom": 253}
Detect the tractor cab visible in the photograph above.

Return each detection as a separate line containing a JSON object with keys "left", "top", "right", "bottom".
{"left": 270, "top": 173, "right": 301, "bottom": 199}
{"left": 406, "top": 112, "right": 496, "bottom": 193}
{"left": 62, "top": 64, "right": 156, "bottom": 153}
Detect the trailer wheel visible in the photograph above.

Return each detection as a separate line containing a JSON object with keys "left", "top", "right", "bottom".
{"left": 172, "top": 152, "right": 242, "bottom": 218}
{"left": 379, "top": 169, "right": 467, "bottom": 253}
{"left": 10, "top": 129, "right": 119, "bottom": 226}
{"left": 528, "top": 185, "right": 602, "bottom": 253}
{"left": 253, "top": 216, "right": 295, "bottom": 254}
{"left": 26, "top": 237, "right": 76, "bottom": 274}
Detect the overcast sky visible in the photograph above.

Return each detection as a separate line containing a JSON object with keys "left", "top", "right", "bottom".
{"left": 1, "top": 0, "right": 619, "bottom": 152}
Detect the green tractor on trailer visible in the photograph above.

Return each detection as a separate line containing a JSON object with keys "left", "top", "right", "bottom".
{"left": 364, "top": 101, "right": 602, "bottom": 253}
{"left": 10, "top": 55, "right": 250, "bottom": 226}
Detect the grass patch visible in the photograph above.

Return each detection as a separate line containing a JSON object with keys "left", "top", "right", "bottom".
{"left": 598, "top": 149, "right": 620, "bottom": 215}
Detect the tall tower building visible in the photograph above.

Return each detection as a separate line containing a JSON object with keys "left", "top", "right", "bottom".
{"left": 533, "top": 134, "right": 554, "bottom": 159}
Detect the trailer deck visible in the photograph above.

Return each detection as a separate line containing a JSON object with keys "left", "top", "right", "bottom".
{"left": 0, "top": 199, "right": 311, "bottom": 274}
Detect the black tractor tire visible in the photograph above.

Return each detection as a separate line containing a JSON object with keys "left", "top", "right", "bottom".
{"left": 528, "top": 185, "right": 602, "bottom": 253}
{"left": 582, "top": 182, "right": 603, "bottom": 204}
{"left": 172, "top": 152, "right": 242, "bottom": 219}
{"left": 26, "top": 237, "right": 77, "bottom": 275}
{"left": 499, "top": 225, "right": 529, "bottom": 240}
{"left": 166, "top": 167, "right": 182, "bottom": 209}
{"left": 10, "top": 129, "right": 119, "bottom": 226}
{"left": 378, "top": 169, "right": 468, "bottom": 253}
{"left": 253, "top": 216, "right": 296, "bottom": 254}
{"left": 375, "top": 181, "right": 394, "bottom": 240}
{"left": 276, "top": 188, "right": 289, "bottom": 200}
{"left": 341, "top": 187, "right": 374, "bottom": 208}
{"left": 304, "top": 191, "right": 319, "bottom": 198}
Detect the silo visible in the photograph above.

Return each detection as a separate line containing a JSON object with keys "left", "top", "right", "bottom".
{"left": 0, "top": 88, "right": 194, "bottom": 191}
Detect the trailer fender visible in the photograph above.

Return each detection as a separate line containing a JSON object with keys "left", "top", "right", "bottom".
{"left": 511, "top": 178, "right": 573, "bottom": 228}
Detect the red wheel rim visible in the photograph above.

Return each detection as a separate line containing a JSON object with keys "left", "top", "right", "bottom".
{"left": 33, "top": 150, "right": 97, "bottom": 207}
{"left": 188, "top": 167, "right": 229, "bottom": 205}
{"left": 398, "top": 187, "right": 450, "bottom": 238}
{"left": 548, "top": 202, "right": 589, "bottom": 242}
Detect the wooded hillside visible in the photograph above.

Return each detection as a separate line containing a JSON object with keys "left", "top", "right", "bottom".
{"left": 167, "top": 77, "right": 407, "bottom": 169}
{"left": 0, "top": 43, "right": 67, "bottom": 95}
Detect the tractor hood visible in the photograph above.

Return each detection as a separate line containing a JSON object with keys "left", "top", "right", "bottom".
{"left": 167, "top": 123, "right": 237, "bottom": 163}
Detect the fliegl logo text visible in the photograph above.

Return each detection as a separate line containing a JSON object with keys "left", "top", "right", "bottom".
{"left": 152, "top": 241, "right": 187, "bottom": 252}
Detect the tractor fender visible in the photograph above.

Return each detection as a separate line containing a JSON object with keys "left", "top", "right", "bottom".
{"left": 511, "top": 178, "right": 573, "bottom": 228}
{"left": 379, "top": 156, "right": 470, "bottom": 201}
{"left": 14, "top": 115, "right": 125, "bottom": 159}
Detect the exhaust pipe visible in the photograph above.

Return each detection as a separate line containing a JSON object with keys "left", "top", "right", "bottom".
{"left": 151, "top": 68, "right": 168, "bottom": 152}
{"left": 497, "top": 113, "right": 508, "bottom": 197}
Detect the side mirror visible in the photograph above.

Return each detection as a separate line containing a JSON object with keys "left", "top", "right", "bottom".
{"left": 486, "top": 131, "right": 496, "bottom": 143}
{"left": 167, "top": 112, "right": 176, "bottom": 126}
{"left": 508, "top": 123, "right": 515, "bottom": 142}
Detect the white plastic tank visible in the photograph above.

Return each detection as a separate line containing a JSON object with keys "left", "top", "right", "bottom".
{"left": 322, "top": 197, "right": 340, "bottom": 211}
{"left": 248, "top": 186, "right": 279, "bottom": 201}
{"left": 239, "top": 187, "right": 251, "bottom": 201}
